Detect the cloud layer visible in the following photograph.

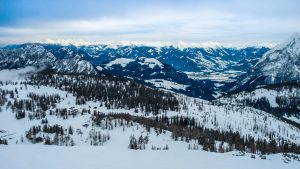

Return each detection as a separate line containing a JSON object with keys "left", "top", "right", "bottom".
{"left": 0, "top": 0, "right": 299, "bottom": 46}
{"left": 0, "top": 66, "right": 45, "bottom": 81}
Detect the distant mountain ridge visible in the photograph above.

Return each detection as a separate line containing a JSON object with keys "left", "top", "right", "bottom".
{"left": 0, "top": 44, "right": 98, "bottom": 75}
{"left": 0, "top": 42, "right": 270, "bottom": 100}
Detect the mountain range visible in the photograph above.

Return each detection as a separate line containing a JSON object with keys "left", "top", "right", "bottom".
{"left": 0, "top": 34, "right": 299, "bottom": 100}
{"left": 1, "top": 34, "right": 300, "bottom": 166}
{"left": 0, "top": 42, "right": 271, "bottom": 99}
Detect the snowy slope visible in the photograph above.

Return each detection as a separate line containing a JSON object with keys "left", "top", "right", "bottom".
{"left": 1, "top": 71, "right": 300, "bottom": 168}
{"left": 1, "top": 74, "right": 300, "bottom": 146}
{"left": 218, "top": 84, "right": 300, "bottom": 124}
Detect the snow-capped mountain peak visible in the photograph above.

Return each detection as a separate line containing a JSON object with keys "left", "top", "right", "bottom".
{"left": 229, "top": 33, "right": 300, "bottom": 93}
{"left": 37, "top": 39, "right": 257, "bottom": 50}
{"left": 254, "top": 33, "right": 300, "bottom": 83}
{"left": 256, "top": 33, "right": 300, "bottom": 67}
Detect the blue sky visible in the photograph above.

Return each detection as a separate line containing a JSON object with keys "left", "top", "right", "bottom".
{"left": 0, "top": 0, "right": 299, "bottom": 46}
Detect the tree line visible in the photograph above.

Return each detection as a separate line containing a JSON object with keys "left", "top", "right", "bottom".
{"left": 26, "top": 72, "right": 179, "bottom": 115}
{"left": 92, "top": 112, "right": 300, "bottom": 154}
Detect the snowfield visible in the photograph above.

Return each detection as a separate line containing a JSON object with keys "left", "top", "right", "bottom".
{"left": 0, "top": 145, "right": 299, "bottom": 169}
{"left": 105, "top": 58, "right": 135, "bottom": 68}
{"left": 145, "top": 79, "right": 189, "bottom": 91}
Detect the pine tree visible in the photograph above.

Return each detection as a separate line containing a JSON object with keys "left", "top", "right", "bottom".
{"left": 68, "top": 126, "right": 73, "bottom": 135}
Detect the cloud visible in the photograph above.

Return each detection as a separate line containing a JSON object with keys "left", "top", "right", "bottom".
{"left": 0, "top": 66, "right": 45, "bottom": 81}
{"left": 0, "top": 5, "right": 299, "bottom": 46}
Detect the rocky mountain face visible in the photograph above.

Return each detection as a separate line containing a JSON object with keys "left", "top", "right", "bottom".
{"left": 0, "top": 44, "right": 56, "bottom": 69}
{"left": 0, "top": 44, "right": 98, "bottom": 75}
{"left": 229, "top": 34, "right": 300, "bottom": 92}
{"left": 254, "top": 34, "right": 300, "bottom": 83}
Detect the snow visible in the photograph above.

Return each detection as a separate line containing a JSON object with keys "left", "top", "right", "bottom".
{"left": 145, "top": 79, "right": 188, "bottom": 90}
{"left": 41, "top": 38, "right": 97, "bottom": 46}
{"left": 37, "top": 38, "right": 273, "bottom": 49}
{"left": 222, "top": 87, "right": 300, "bottom": 108}
{"left": 138, "top": 57, "right": 164, "bottom": 69}
{"left": 105, "top": 58, "right": 135, "bottom": 68}
{"left": 253, "top": 89, "right": 279, "bottom": 107}
{"left": 96, "top": 66, "right": 103, "bottom": 71}
{"left": 284, "top": 115, "right": 300, "bottom": 124}
{"left": 269, "top": 33, "right": 300, "bottom": 59}
{"left": 0, "top": 145, "right": 299, "bottom": 169}
{"left": 252, "top": 33, "right": 300, "bottom": 83}
{"left": 185, "top": 71, "right": 240, "bottom": 82}
{"left": 1, "top": 78, "right": 300, "bottom": 146}
{"left": 1, "top": 75, "right": 300, "bottom": 168}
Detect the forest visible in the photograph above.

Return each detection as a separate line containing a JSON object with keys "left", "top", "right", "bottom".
{"left": 1, "top": 72, "right": 300, "bottom": 155}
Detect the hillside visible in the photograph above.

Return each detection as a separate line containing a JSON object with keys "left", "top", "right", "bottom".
{"left": 218, "top": 82, "right": 300, "bottom": 125}
{"left": 1, "top": 70, "right": 300, "bottom": 155}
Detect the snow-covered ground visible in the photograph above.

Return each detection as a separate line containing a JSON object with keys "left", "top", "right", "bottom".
{"left": 105, "top": 58, "right": 135, "bottom": 68}
{"left": 218, "top": 86, "right": 300, "bottom": 123}
{"left": 185, "top": 71, "right": 241, "bottom": 82}
{"left": 0, "top": 145, "right": 299, "bottom": 169}
{"left": 145, "top": 79, "right": 189, "bottom": 91}
{"left": 221, "top": 87, "right": 300, "bottom": 108}
{"left": 136, "top": 57, "right": 164, "bottom": 69}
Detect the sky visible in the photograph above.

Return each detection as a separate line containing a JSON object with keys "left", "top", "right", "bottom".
{"left": 0, "top": 0, "right": 299, "bottom": 46}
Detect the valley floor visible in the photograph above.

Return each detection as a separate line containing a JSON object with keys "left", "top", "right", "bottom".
{"left": 0, "top": 145, "right": 299, "bottom": 169}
